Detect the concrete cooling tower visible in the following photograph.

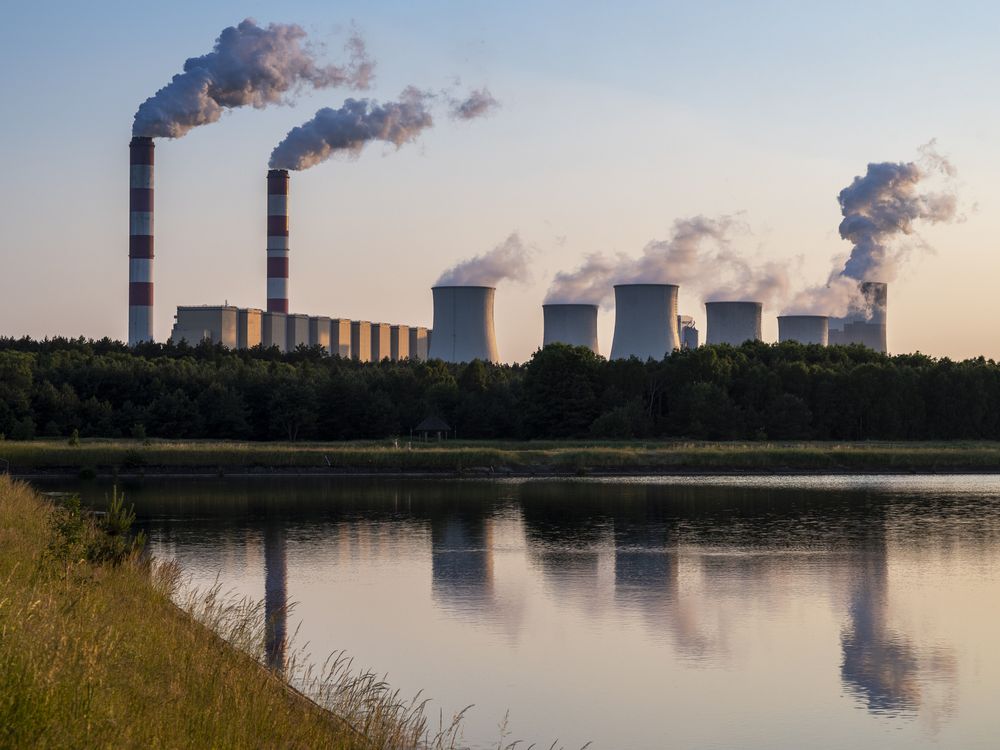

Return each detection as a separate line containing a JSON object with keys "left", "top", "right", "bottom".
{"left": 705, "top": 301, "right": 762, "bottom": 346}
{"left": 829, "top": 281, "right": 887, "bottom": 353}
{"left": 128, "top": 137, "right": 155, "bottom": 345}
{"left": 778, "top": 315, "right": 829, "bottom": 345}
{"left": 610, "top": 284, "right": 680, "bottom": 360}
{"left": 542, "top": 304, "right": 599, "bottom": 353}
{"left": 429, "top": 286, "right": 499, "bottom": 363}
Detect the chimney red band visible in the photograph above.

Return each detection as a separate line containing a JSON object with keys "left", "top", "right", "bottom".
{"left": 267, "top": 257, "right": 289, "bottom": 278}
{"left": 267, "top": 298, "right": 289, "bottom": 314}
{"left": 129, "top": 282, "right": 154, "bottom": 306}
{"left": 129, "top": 235, "right": 154, "bottom": 258}
{"left": 267, "top": 169, "right": 289, "bottom": 194}
{"left": 130, "top": 188, "right": 153, "bottom": 212}
{"left": 129, "top": 136, "right": 154, "bottom": 165}
{"left": 267, "top": 216, "right": 289, "bottom": 236}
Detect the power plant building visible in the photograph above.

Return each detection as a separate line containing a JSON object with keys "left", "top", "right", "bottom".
{"left": 331, "top": 319, "right": 351, "bottom": 358}
{"left": 542, "top": 304, "right": 599, "bottom": 353}
{"left": 170, "top": 305, "right": 238, "bottom": 348}
{"left": 309, "top": 316, "right": 331, "bottom": 353}
{"left": 409, "top": 327, "right": 429, "bottom": 361}
{"left": 128, "top": 137, "right": 155, "bottom": 346}
{"left": 371, "top": 323, "right": 391, "bottom": 361}
{"left": 351, "top": 321, "right": 372, "bottom": 362}
{"left": 238, "top": 308, "right": 263, "bottom": 349}
{"left": 677, "top": 315, "right": 699, "bottom": 350}
{"left": 610, "top": 284, "right": 680, "bottom": 360}
{"left": 429, "top": 286, "right": 499, "bottom": 363}
{"left": 778, "top": 315, "right": 829, "bottom": 345}
{"left": 828, "top": 281, "right": 887, "bottom": 353}
{"left": 262, "top": 312, "right": 287, "bottom": 352}
{"left": 286, "top": 314, "right": 309, "bottom": 351}
{"left": 705, "top": 301, "right": 762, "bottom": 346}
{"left": 390, "top": 325, "right": 410, "bottom": 361}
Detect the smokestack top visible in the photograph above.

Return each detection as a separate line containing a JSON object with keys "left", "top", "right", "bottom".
{"left": 129, "top": 136, "right": 154, "bottom": 147}
{"left": 267, "top": 168, "right": 289, "bottom": 178}
{"left": 129, "top": 136, "right": 154, "bottom": 164}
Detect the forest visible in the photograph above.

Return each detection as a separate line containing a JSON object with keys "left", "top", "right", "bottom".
{"left": 1, "top": 336, "right": 999, "bottom": 442}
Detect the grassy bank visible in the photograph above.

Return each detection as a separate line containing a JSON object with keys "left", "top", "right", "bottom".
{"left": 5, "top": 438, "right": 1000, "bottom": 475}
{"left": 0, "top": 476, "right": 463, "bottom": 749}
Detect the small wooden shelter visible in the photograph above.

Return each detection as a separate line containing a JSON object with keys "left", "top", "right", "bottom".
{"left": 414, "top": 416, "right": 451, "bottom": 441}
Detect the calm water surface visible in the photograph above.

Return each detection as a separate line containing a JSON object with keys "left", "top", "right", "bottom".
{"left": 47, "top": 475, "right": 1000, "bottom": 749}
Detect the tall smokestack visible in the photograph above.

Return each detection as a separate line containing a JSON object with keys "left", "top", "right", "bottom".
{"left": 266, "top": 169, "right": 290, "bottom": 313}
{"left": 542, "top": 304, "right": 599, "bottom": 353}
{"left": 778, "top": 315, "right": 829, "bottom": 345}
{"left": 429, "top": 286, "right": 499, "bottom": 363}
{"left": 609, "top": 284, "right": 680, "bottom": 360}
{"left": 705, "top": 301, "right": 762, "bottom": 346}
{"left": 128, "top": 137, "right": 154, "bottom": 345}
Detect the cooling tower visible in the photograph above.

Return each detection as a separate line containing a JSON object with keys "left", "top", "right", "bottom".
{"left": 266, "top": 169, "right": 289, "bottom": 314}
{"left": 542, "top": 304, "right": 599, "bottom": 353}
{"left": 609, "top": 284, "right": 680, "bottom": 360}
{"left": 705, "top": 301, "right": 762, "bottom": 346}
{"left": 778, "top": 315, "right": 829, "bottom": 345}
{"left": 429, "top": 286, "right": 499, "bottom": 363}
{"left": 829, "top": 281, "right": 887, "bottom": 353}
{"left": 128, "top": 137, "right": 154, "bottom": 345}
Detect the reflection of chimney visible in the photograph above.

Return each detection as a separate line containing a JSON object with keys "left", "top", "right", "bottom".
{"left": 542, "top": 304, "right": 599, "bottom": 353}
{"left": 128, "top": 137, "right": 155, "bottom": 345}
{"left": 263, "top": 521, "right": 287, "bottom": 672}
{"left": 266, "top": 169, "right": 290, "bottom": 314}
{"left": 429, "top": 286, "right": 499, "bottom": 363}
{"left": 610, "top": 284, "right": 680, "bottom": 360}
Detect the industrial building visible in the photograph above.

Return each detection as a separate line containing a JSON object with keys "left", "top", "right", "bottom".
{"left": 542, "top": 304, "right": 599, "bottom": 353}
{"left": 778, "top": 315, "right": 829, "bottom": 345}
{"left": 828, "top": 281, "right": 888, "bottom": 353}
{"left": 429, "top": 286, "right": 499, "bottom": 363}
{"left": 351, "top": 321, "right": 372, "bottom": 362}
{"left": 610, "top": 284, "right": 680, "bottom": 360}
{"left": 705, "top": 301, "right": 762, "bottom": 346}
{"left": 390, "top": 325, "right": 410, "bottom": 361}
{"left": 370, "top": 323, "right": 391, "bottom": 362}
{"left": 677, "top": 315, "right": 699, "bottom": 350}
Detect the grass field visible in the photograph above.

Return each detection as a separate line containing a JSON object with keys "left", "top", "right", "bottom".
{"left": 0, "top": 475, "right": 468, "bottom": 749}
{"left": 4, "top": 438, "right": 1000, "bottom": 475}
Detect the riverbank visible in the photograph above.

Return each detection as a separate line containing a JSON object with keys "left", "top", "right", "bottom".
{"left": 5, "top": 438, "right": 1000, "bottom": 477}
{"left": 0, "top": 476, "right": 456, "bottom": 748}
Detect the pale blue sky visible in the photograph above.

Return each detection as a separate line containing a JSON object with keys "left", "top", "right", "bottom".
{"left": 1, "top": 1, "right": 998, "bottom": 360}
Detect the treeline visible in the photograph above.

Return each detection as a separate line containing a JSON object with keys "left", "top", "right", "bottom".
{"left": 2, "top": 336, "right": 1000, "bottom": 441}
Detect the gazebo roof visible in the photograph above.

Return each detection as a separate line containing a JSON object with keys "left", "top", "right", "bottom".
{"left": 415, "top": 416, "right": 451, "bottom": 432}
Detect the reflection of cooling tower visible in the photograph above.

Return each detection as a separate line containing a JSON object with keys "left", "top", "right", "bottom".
{"left": 542, "top": 304, "right": 599, "bottom": 353}
{"left": 429, "top": 286, "right": 499, "bottom": 363}
{"left": 128, "top": 137, "right": 155, "bottom": 345}
{"left": 778, "top": 315, "right": 829, "bottom": 345}
{"left": 829, "top": 282, "right": 887, "bottom": 353}
{"left": 705, "top": 301, "right": 762, "bottom": 346}
{"left": 610, "top": 284, "right": 680, "bottom": 360}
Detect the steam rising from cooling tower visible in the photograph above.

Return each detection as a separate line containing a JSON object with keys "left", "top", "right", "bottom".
{"left": 436, "top": 233, "right": 532, "bottom": 287}
{"left": 133, "top": 19, "right": 372, "bottom": 138}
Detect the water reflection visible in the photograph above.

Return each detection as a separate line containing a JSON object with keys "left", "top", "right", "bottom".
{"left": 54, "top": 476, "right": 1000, "bottom": 749}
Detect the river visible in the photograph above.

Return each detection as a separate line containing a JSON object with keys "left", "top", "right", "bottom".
{"left": 41, "top": 474, "right": 1000, "bottom": 749}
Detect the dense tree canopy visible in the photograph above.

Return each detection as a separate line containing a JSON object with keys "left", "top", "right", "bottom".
{"left": 1, "top": 336, "right": 999, "bottom": 441}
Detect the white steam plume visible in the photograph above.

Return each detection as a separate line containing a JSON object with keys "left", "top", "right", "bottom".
{"left": 545, "top": 252, "right": 625, "bottom": 305}
{"left": 269, "top": 87, "right": 434, "bottom": 170}
{"left": 133, "top": 19, "right": 373, "bottom": 138}
{"left": 436, "top": 233, "right": 532, "bottom": 287}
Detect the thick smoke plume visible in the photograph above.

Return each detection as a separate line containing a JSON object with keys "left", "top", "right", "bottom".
{"left": 545, "top": 252, "right": 624, "bottom": 305}
{"left": 133, "top": 19, "right": 372, "bottom": 138}
{"left": 449, "top": 88, "right": 500, "bottom": 120}
{"left": 784, "top": 142, "right": 958, "bottom": 316}
{"left": 269, "top": 87, "right": 433, "bottom": 170}
{"left": 838, "top": 143, "right": 957, "bottom": 281}
{"left": 436, "top": 233, "right": 532, "bottom": 287}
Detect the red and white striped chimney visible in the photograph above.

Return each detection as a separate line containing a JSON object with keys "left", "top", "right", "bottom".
{"left": 266, "top": 169, "right": 289, "bottom": 313}
{"left": 128, "top": 136, "right": 154, "bottom": 345}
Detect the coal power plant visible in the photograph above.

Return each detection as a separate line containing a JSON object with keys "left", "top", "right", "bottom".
{"left": 429, "top": 286, "right": 499, "bottom": 363}
{"left": 828, "top": 282, "right": 888, "bottom": 353}
{"left": 128, "top": 137, "right": 155, "bottom": 346}
{"left": 610, "top": 284, "right": 680, "bottom": 360}
{"left": 778, "top": 315, "right": 829, "bottom": 345}
{"left": 542, "top": 304, "right": 599, "bottom": 353}
{"left": 705, "top": 301, "right": 763, "bottom": 346}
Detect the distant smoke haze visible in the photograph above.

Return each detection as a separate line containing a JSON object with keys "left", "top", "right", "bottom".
{"left": 449, "top": 88, "right": 500, "bottom": 120}
{"left": 133, "top": 19, "right": 372, "bottom": 138}
{"left": 269, "top": 86, "right": 499, "bottom": 170}
{"left": 784, "top": 142, "right": 958, "bottom": 316}
{"left": 436, "top": 233, "right": 532, "bottom": 287}
{"left": 269, "top": 87, "right": 434, "bottom": 170}
{"left": 704, "top": 254, "right": 791, "bottom": 309}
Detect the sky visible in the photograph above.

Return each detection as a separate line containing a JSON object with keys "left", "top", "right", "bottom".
{"left": 1, "top": 0, "right": 999, "bottom": 362}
